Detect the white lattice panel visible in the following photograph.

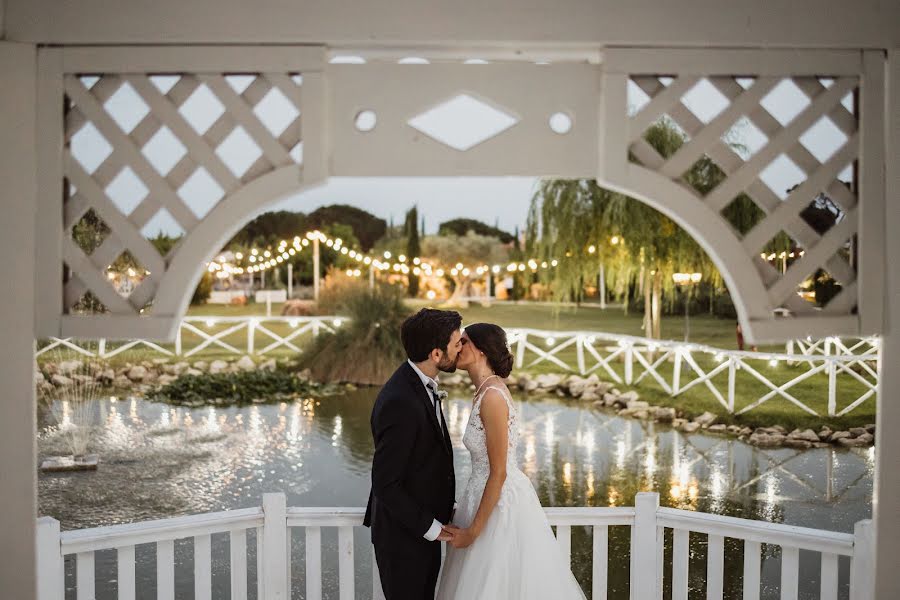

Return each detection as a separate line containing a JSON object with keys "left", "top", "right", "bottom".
{"left": 599, "top": 49, "right": 885, "bottom": 343}
{"left": 36, "top": 46, "right": 326, "bottom": 340}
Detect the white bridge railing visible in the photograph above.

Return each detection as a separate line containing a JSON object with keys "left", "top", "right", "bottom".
{"left": 506, "top": 328, "right": 879, "bottom": 418}
{"left": 36, "top": 492, "right": 872, "bottom": 600}
{"left": 35, "top": 317, "right": 879, "bottom": 417}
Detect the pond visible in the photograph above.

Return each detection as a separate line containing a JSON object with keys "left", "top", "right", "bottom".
{"left": 38, "top": 389, "right": 873, "bottom": 599}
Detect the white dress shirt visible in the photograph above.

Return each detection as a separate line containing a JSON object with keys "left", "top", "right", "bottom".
{"left": 407, "top": 359, "right": 449, "bottom": 542}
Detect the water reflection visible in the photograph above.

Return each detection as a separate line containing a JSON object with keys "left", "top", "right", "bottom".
{"left": 38, "top": 390, "right": 873, "bottom": 599}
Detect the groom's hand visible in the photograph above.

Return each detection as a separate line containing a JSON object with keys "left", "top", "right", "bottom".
{"left": 443, "top": 525, "right": 476, "bottom": 549}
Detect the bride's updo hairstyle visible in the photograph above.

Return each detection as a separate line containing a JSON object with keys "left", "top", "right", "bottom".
{"left": 465, "top": 323, "right": 514, "bottom": 378}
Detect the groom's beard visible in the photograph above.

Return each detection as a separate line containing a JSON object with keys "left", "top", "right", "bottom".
{"left": 437, "top": 355, "right": 458, "bottom": 373}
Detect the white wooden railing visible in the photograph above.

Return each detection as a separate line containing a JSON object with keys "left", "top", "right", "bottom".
{"left": 35, "top": 317, "right": 879, "bottom": 417}
{"left": 36, "top": 492, "right": 873, "bottom": 600}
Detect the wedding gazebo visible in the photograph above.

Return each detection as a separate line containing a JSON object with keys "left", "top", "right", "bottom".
{"left": 1, "top": 1, "right": 897, "bottom": 597}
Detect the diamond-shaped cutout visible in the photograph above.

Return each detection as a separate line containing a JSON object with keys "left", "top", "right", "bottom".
{"left": 110, "top": 251, "right": 147, "bottom": 298}
{"left": 799, "top": 191, "right": 845, "bottom": 235}
{"left": 141, "top": 208, "right": 184, "bottom": 238}
{"left": 681, "top": 78, "right": 730, "bottom": 124}
{"left": 799, "top": 117, "right": 848, "bottom": 164}
{"left": 142, "top": 126, "right": 187, "bottom": 176}
{"left": 149, "top": 75, "right": 180, "bottom": 95}
{"left": 723, "top": 117, "right": 768, "bottom": 160}
{"left": 103, "top": 81, "right": 149, "bottom": 134}
{"left": 290, "top": 142, "right": 303, "bottom": 164}
{"left": 105, "top": 167, "right": 148, "bottom": 216}
{"left": 811, "top": 268, "right": 843, "bottom": 308}
{"left": 759, "top": 154, "right": 806, "bottom": 199}
{"left": 179, "top": 84, "right": 225, "bottom": 135}
{"left": 627, "top": 79, "right": 651, "bottom": 116}
{"left": 838, "top": 164, "right": 853, "bottom": 184}
{"left": 71, "top": 290, "right": 108, "bottom": 314}
{"left": 216, "top": 126, "right": 264, "bottom": 177}
{"left": 253, "top": 87, "right": 300, "bottom": 138}
{"left": 760, "top": 230, "right": 797, "bottom": 264}
{"left": 407, "top": 94, "right": 519, "bottom": 152}
{"left": 71, "top": 209, "right": 111, "bottom": 255}
{"left": 177, "top": 168, "right": 225, "bottom": 219}
{"left": 760, "top": 79, "right": 811, "bottom": 127}
{"left": 225, "top": 75, "right": 256, "bottom": 95}
{"left": 735, "top": 77, "right": 756, "bottom": 90}
{"left": 70, "top": 122, "right": 113, "bottom": 174}
{"left": 291, "top": 74, "right": 304, "bottom": 86}
{"left": 819, "top": 78, "right": 855, "bottom": 113}
{"left": 721, "top": 196, "right": 766, "bottom": 236}
{"left": 79, "top": 76, "right": 100, "bottom": 90}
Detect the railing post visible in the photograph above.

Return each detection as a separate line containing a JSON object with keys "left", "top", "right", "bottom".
{"left": 36, "top": 517, "right": 63, "bottom": 600}
{"left": 248, "top": 319, "right": 256, "bottom": 355}
{"left": 727, "top": 357, "right": 737, "bottom": 413}
{"left": 98, "top": 338, "right": 106, "bottom": 358}
{"left": 850, "top": 520, "right": 874, "bottom": 600}
{"left": 175, "top": 324, "right": 182, "bottom": 356}
{"left": 516, "top": 332, "right": 526, "bottom": 369}
{"left": 630, "top": 492, "right": 660, "bottom": 600}
{"left": 262, "top": 493, "right": 288, "bottom": 600}
{"left": 827, "top": 359, "right": 838, "bottom": 417}
{"left": 576, "top": 335, "right": 586, "bottom": 375}
{"left": 624, "top": 343, "right": 634, "bottom": 385}
{"left": 672, "top": 348, "right": 682, "bottom": 394}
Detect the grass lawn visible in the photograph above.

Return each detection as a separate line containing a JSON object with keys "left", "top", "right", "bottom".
{"left": 37, "top": 300, "right": 877, "bottom": 431}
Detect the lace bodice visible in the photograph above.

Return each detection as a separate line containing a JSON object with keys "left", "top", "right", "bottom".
{"left": 462, "top": 385, "right": 519, "bottom": 482}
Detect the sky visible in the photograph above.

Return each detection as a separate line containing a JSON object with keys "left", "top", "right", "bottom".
{"left": 68, "top": 68, "right": 854, "bottom": 240}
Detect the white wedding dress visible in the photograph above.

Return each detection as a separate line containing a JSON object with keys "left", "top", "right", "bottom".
{"left": 436, "top": 385, "right": 587, "bottom": 600}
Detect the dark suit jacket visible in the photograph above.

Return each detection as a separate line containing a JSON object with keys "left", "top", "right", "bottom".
{"left": 364, "top": 362, "right": 455, "bottom": 546}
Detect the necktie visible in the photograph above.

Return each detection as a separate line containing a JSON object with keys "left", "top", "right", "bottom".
{"left": 427, "top": 383, "right": 447, "bottom": 439}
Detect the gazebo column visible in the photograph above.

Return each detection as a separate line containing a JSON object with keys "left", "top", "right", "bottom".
{"left": 875, "top": 48, "right": 900, "bottom": 600}
{"left": 0, "top": 42, "right": 39, "bottom": 599}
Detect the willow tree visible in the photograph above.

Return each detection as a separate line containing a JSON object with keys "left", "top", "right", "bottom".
{"left": 422, "top": 231, "right": 508, "bottom": 306}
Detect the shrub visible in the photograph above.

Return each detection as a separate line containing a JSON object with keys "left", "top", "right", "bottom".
{"left": 301, "top": 280, "right": 412, "bottom": 384}
{"left": 150, "top": 370, "right": 329, "bottom": 406}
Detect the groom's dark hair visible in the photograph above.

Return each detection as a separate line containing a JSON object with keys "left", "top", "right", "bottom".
{"left": 401, "top": 308, "right": 462, "bottom": 362}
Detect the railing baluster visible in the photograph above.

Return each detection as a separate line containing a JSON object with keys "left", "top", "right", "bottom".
{"left": 592, "top": 525, "right": 608, "bottom": 600}
{"left": 36, "top": 517, "right": 63, "bottom": 600}
{"left": 338, "top": 526, "right": 354, "bottom": 600}
{"left": 555, "top": 524, "right": 572, "bottom": 566}
{"left": 743, "top": 540, "right": 761, "bottom": 600}
{"left": 707, "top": 534, "right": 724, "bottom": 600}
{"left": 821, "top": 553, "right": 838, "bottom": 600}
{"left": 255, "top": 527, "right": 265, "bottom": 600}
{"left": 194, "top": 534, "right": 212, "bottom": 600}
{"left": 157, "top": 539, "right": 175, "bottom": 600}
{"left": 780, "top": 546, "right": 799, "bottom": 600}
{"left": 75, "top": 552, "right": 95, "bottom": 600}
{"left": 262, "top": 493, "right": 288, "bottom": 600}
{"left": 672, "top": 529, "right": 689, "bottom": 600}
{"left": 230, "top": 530, "right": 248, "bottom": 600}
{"left": 631, "top": 492, "right": 659, "bottom": 600}
{"left": 116, "top": 545, "right": 135, "bottom": 600}
{"left": 306, "top": 526, "right": 322, "bottom": 600}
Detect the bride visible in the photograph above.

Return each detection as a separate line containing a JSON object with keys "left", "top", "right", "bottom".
{"left": 436, "top": 323, "right": 586, "bottom": 599}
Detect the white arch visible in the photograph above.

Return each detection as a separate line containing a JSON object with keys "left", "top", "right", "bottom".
{"left": 152, "top": 166, "right": 321, "bottom": 339}
{"left": 599, "top": 163, "right": 774, "bottom": 338}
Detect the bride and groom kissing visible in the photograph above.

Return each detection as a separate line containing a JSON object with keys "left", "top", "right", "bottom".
{"left": 364, "top": 308, "right": 586, "bottom": 599}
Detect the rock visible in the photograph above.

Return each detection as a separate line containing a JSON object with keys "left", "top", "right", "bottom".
{"left": 50, "top": 374, "right": 72, "bottom": 387}
{"left": 534, "top": 373, "right": 562, "bottom": 390}
{"left": 595, "top": 382, "right": 614, "bottom": 396}
{"left": 837, "top": 437, "right": 870, "bottom": 448}
{"left": 172, "top": 362, "right": 190, "bottom": 375}
{"left": 694, "top": 412, "right": 717, "bottom": 427}
{"left": 72, "top": 374, "right": 94, "bottom": 385}
{"left": 162, "top": 363, "right": 178, "bottom": 375}
{"left": 58, "top": 360, "right": 83, "bottom": 375}
{"left": 681, "top": 422, "right": 701, "bottom": 433}
{"left": 817, "top": 428, "right": 833, "bottom": 441}
{"left": 849, "top": 427, "right": 868, "bottom": 438}
{"left": 707, "top": 424, "right": 728, "bottom": 433}
{"left": 788, "top": 429, "right": 820, "bottom": 443}
{"left": 865, "top": 424, "right": 876, "bottom": 434}
{"left": 739, "top": 427, "right": 753, "bottom": 437}
{"left": 95, "top": 368, "right": 114, "bottom": 384}
{"left": 784, "top": 439, "right": 814, "bottom": 449}
{"left": 34, "top": 371, "right": 46, "bottom": 384}
{"left": 829, "top": 431, "right": 852, "bottom": 442}
{"left": 126, "top": 365, "right": 148, "bottom": 382}
{"left": 193, "top": 361, "right": 209, "bottom": 372}
{"left": 653, "top": 407, "right": 677, "bottom": 423}
{"left": 566, "top": 376, "right": 588, "bottom": 397}
{"left": 856, "top": 433, "right": 875, "bottom": 444}
{"left": 602, "top": 393, "right": 618, "bottom": 406}
{"left": 112, "top": 375, "right": 132, "bottom": 388}
{"left": 626, "top": 399, "right": 649, "bottom": 410}
{"left": 727, "top": 425, "right": 743, "bottom": 434}
{"left": 259, "top": 358, "right": 277, "bottom": 372}
{"left": 151, "top": 358, "right": 169, "bottom": 366}
{"left": 156, "top": 374, "right": 178, "bottom": 386}
{"left": 580, "top": 391, "right": 600, "bottom": 402}
{"left": 749, "top": 432, "right": 785, "bottom": 447}
{"left": 672, "top": 418, "right": 687, "bottom": 428}
{"left": 208, "top": 360, "right": 229, "bottom": 374}
{"left": 185, "top": 368, "right": 203, "bottom": 377}
{"left": 619, "top": 390, "right": 640, "bottom": 404}
{"left": 771, "top": 425, "right": 787, "bottom": 434}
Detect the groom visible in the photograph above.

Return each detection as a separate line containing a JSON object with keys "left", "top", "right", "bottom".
{"left": 364, "top": 308, "right": 462, "bottom": 599}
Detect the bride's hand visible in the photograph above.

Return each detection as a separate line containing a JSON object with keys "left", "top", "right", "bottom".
{"left": 443, "top": 525, "right": 476, "bottom": 549}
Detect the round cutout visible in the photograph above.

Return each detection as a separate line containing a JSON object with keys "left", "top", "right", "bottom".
{"left": 355, "top": 110, "right": 377, "bottom": 132}
{"left": 549, "top": 112, "right": 573, "bottom": 134}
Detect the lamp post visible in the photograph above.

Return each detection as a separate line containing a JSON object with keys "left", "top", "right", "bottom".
{"left": 672, "top": 272, "right": 702, "bottom": 342}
